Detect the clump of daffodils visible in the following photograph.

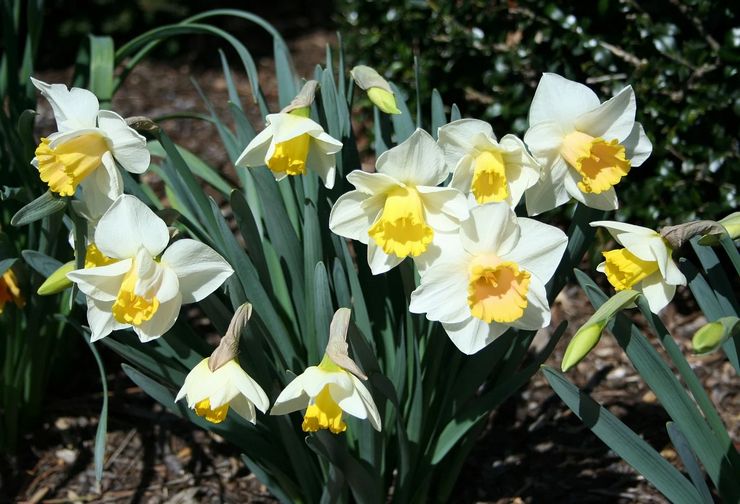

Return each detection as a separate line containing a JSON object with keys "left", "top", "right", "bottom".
{"left": 31, "top": 78, "right": 150, "bottom": 200}
{"left": 271, "top": 308, "right": 381, "bottom": 433}
{"left": 67, "top": 195, "right": 234, "bottom": 342}
{"left": 592, "top": 220, "right": 686, "bottom": 313}
{"left": 177, "top": 304, "right": 269, "bottom": 424}
{"left": 524, "top": 73, "right": 652, "bottom": 215}
{"left": 329, "top": 129, "right": 468, "bottom": 274}
{"left": 410, "top": 203, "right": 567, "bottom": 354}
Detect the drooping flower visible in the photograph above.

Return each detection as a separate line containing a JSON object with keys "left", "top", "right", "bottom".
{"left": 409, "top": 203, "right": 567, "bottom": 354}
{"left": 523, "top": 73, "right": 652, "bottom": 215}
{"left": 0, "top": 269, "right": 25, "bottom": 313}
{"left": 271, "top": 308, "right": 381, "bottom": 433}
{"left": 438, "top": 119, "right": 540, "bottom": 207}
{"left": 235, "top": 111, "right": 343, "bottom": 189}
{"left": 176, "top": 304, "right": 269, "bottom": 424}
{"left": 591, "top": 220, "right": 686, "bottom": 313}
{"left": 30, "top": 78, "right": 150, "bottom": 200}
{"left": 329, "top": 129, "right": 468, "bottom": 274}
{"left": 67, "top": 195, "right": 234, "bottom": 342}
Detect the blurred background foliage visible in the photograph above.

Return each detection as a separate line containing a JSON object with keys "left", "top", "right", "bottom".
{"left": 335, "top": 0, "right": 738, "bottom": 226}
{"left": 33, "top": 0, "right": 737, "bottom": 226}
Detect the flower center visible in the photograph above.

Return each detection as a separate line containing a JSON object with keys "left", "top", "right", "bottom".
{"left": 467, "top": 257, "right": 531, "bottom": 324}
{"left": 368, "top": 185, "right": 433, "bottom": 258}
{"left": 0, "top": 270, "right": 24, "bottom": 313}
{"left": 112, "top": 256, "right": 160, "bottom": 326}
{"left": 85, "top": 243, "right": 118, "bottom": 269}
{"left": 267, "top": 133, "right": 310, "bottom": 176}
{"left": 603, "top": 248, "right": 659, "bottom": 290}
{"left": 35, "top": 133, "right": 109, "bottom": 197}
{"left": 471, "top": 150, "right": 508, "bottom": 203}
{"left": 560, "top": 131, "right": 631, "bottom": 194}
{"left": 302, "top": 386, "right": 347, "bottom": 434}
{"left": 194, "top": 398, "right": 230, "bottom": 424}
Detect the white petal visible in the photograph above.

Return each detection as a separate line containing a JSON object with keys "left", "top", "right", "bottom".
{"left": 511, "top": 277, "right": 550, "bottom": 330}
{"left": 133, "top": 293, "right": 182, "bottom": 342}
{"left": 235, "top": 125, "right": 274, "bottom": 167}
{"left": 528, "top": 73, "right": 600, "bottom": 127}
{"left": 271, "top": 375, "right": 310, "bottom": 415}
{"left": 269, "top": 113, "right": 325, "bottom": 144}
{"left": 97, "top": 110, "right": 150, "bottom": 174}
{"left": 86, "top": 298, "right": 124, "bottom": 342}
{"left": 94, "top": 195, "right": 169, "bottom": 259}
{"left": 640, "top": 273, "right": 676, "bottom": 313}
{"left": 448, "top": 155, "right": 475, "bottom": 195}
{"left": 574, "top": 85, "right": 636, "bottom": 142}
{"left": 524, "top": 157, "right": 571, "bottom": 216}
{"left": 367, "top": 241, "right": 404, "bottom": 275}
{"left": 438, "top": 119, "right": 495, "bottom": 170}
{"left": 310, "top": 130, "right": 343, "bottom": 153}
{"left": 67, "top": 259, "right": 132, "bottom": 302}
{"left": 346, "top": 170, "right": 400, "bottom": 195}
{"left": 31, "top": 77, "right": 98, "bottom": 131}
{"left": 563, "top": 170, "right": 619, "bottom": 211}
{"left": 302, "top": 367, "right": 353, "bottom": 397}
{"left": 442, "top": 317, "right": 508, "bottom": 355}
{"left": 418, "top": 186, "right": 469, "bottom": 231}
{"left": 499, "top": 134, "right": 541, "bottom": 207}
{"left": 412, "top": 230, "right": 467, "bottom": 275}
{"left": 591, "top": 221, "right": 661, "bottom": 261}
{"left": 622, "top": 122, "right": 652, "bottom": 167}
{"left": 409, "top": 260, "right": 470, "bottom": 323}
{"left": 78, "top": 163, "right": 120, "bottom": 222}
{"left": 97, "top": 152, "right": 124, "bottom": 201}
{"left": 348, "top": 375, "right": 382, "bottom": 431}
{"left": 663, "top": 258, "right": 686, "bottom": 286}
{"left": 329, "top": 192, "right": 384, "bottom": 243}
{"left": 376, "top": 129, "right": 446, "bottom": 186}
{"left": 306, "top": 133, "right": 341, "bottom": 189}
{"left": 502, "top": 218, "right": 567, "bottom": 283}
{"left": 523, "top": 121, "right": 565, "bottom": 157}
{"left": 225, "top": 361, "right": 270, "bottom": 413}
{"left": 160, "top": 239, "right": 233, "bottom": 303}
{"left": 153, "top": 265, "right": 181, "bottom": 304}
{"left": 230, "top": 395, "right": 258, "bottom": 423}
{"left": 460, "top": 203, "right": 520, "bottom": 256}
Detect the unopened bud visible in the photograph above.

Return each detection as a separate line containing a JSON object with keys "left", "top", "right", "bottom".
{"left": 350, "top": 65, "right": 400, "bottom": 115}
{"left": 692, "top": 317, "right": 739, "bottom": 354}
{"left": 38, "top": 260, "right": 75, "bottom": 295}
{"left": 718, "top": 212, "right": 740, "bottom": 240}
{"left": 367, "top": 87, "right": 401, "bottom": 114}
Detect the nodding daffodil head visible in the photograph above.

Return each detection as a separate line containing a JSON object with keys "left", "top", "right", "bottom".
{"left": 271, "top": 308, "right": 382, "bottom": 434}
{"left": 438, "top": 119, "right": 541, "bottom": 208}
{"left": 409, "top": 203, "right": 568, "bottom": 355}
{"left": 523, "top": 73, "right": 652, "bottom": 216}
{"left": 329, "top": 129, "right": 469, "bottom": 275}
{"left": 30, "top": 78, "right": 150, "bottom": 201}
{"left": 591, "top": 220, "right": 686, "bottom": 314}
{"left": 66, "top": 195, "right": 234, "bottom": 342}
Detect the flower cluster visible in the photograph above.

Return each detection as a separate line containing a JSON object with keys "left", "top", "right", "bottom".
{"left": 25, "top": 68, "right": 692, "bottom": 433}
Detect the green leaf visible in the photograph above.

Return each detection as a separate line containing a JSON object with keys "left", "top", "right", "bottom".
{"left": 0, "top": 257, "right": 17, "bottom": 276}
{"left": 313, "top": 262, "right": 333, "bottom": 356}
{"left": 21, "top": 249, "right": 62, "bottom": 277}
{"left": 542, "top": 367, "right": 703, "bottom": 504}
{"left": 430, "top": 89, "right": 446, "bottom": 139}
{"left": 690, "top": 237, "right": 739, "bottom": 315}
{"left": 88, "top": 35, "right": 114, "bottom": 104}
{"left": 389, "top": 82, "right": 414, "bottom": 142}
{"left": 274, "top": 38, "right": 297, "bottom": 110}
{"left": 11, "top": 190, "right": 66, "bottom": 226}
{"left": 666, "top": 422, "right": 714, "bottom": 504}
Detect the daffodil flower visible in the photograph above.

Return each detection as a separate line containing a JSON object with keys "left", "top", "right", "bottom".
{"left": 0, "top": 269, "right": 25, "bottom": 313}
{"left": 176, "top": 360, "right": 269, "bottom": 424}
{"left": 409, "top": 203, "right": 567, "bottom": 354}
{"left": 67, "top": 195, "right": 234, "bottom": 342}
{"left": 235, "top": 112, "right": 343, "bottom": 189}
{"left": 271, "top": 308, "right": 381, "bottom": 433}
{"left": 329, "top": 129, "right": 469, "bottom": 274}
{"left": 591, "top": 220, "right": 686, "bottom": 313}
{"left": 523, "top": 73, "right": 652, "bottom": 215}
{"left": 438, "top": 119, "right": 540, "bottom": 207}
{"left": 30, "top": 78, "right": 150, "bottom": 200}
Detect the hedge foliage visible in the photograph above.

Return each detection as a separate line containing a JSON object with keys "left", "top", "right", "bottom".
{"left": 336, "top": 0, "right": 738, "bottom": 225}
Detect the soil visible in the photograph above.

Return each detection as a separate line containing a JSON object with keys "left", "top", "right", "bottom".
{"left": 5, "top": 30, "right": 738, "bottom": 504}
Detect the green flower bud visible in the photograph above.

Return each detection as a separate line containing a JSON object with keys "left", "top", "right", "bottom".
{"left": 718, "top": 212, "right": 740, "bottom": 240}
{"left": 692, "top": 316, "right": 739, "bottom": 354}
{"left": 37, "top": 260, "right": 75, "bottom": 295}
{"left": 562, "top": 319, "right": 607, "bottom": 372}
{"left": 367, "top": 87, "right": 401, "bottom": 115}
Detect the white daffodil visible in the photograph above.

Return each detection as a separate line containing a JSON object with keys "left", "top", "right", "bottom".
{"left": 438, "top": 119, "right": 540, "bottom": 207}
{"left": 235, "top": 111, "right": 343, "bottom": 189}
{"left": 523, "top": 73, "right": 652, "bottom": 215}
{"left": 67, "top": 195, "right": 233, "bottom": 342}
{"left": 271, "top": 308, "right": 381, "bottom": 434}
{"left": 410, "top": 203, "right": 567, "bottom": 354}
{"left": 591, "top": 220, "right": 686, "bottom": 313}
{"left": 31, "top": 78, "right": 150, "bottom": 200}
{"left": 329, "top": 129, "right": 469, "bottom": 275}
{"left": 176, "top": 359, "right": 269, "bottom": 424}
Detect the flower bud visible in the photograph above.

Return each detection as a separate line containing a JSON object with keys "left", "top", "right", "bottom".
{"left": 562, "top": 319, "right": 606, "bottom": 372}
{"left": 350, "top": 65, "right": 401, "bottom": 114}
{"left": 367, "top": 87, "right": 401, "bottom": 114}
{"left": 692, "top": 316, "right": 739, "bottom": 354}
{"left": 718, "top": 212, "right": 740, "bottom": 240}
{"left": 37, "top": 260, "right": 75, "bottom": 295}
